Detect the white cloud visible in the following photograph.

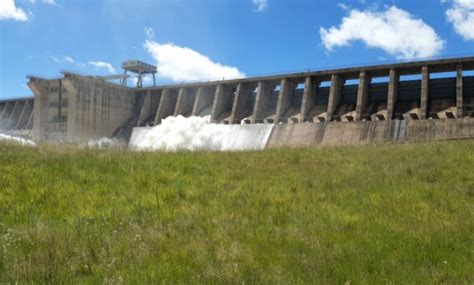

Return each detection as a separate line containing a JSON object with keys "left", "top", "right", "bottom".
{"left": 0, "top": 0, "right": 28, "bottom": 21}
{"left": 63, "top": 56, "right": 74, "bottom": 63}
{"left": 337, "top": 3, "right": 350, "bottom": 10}
{"left": 144, "top": 27, "right": 155, "bottom": 39}
{"left": 320, "top": 6, "right": 445, "bottom": 59}
{"left": 29, "top": 0, "right": 57, "bottom": 5}
{"left": 253, "top": 0, "right": 268, "bottom": 11}
{"left": 144, "top": 40, "right": 245, "bottom": 82}
{"left": 88, "top": 61, "right": 116, "bottom": 74}
{"left": 51, "top": 56, "right": 75, "bottom": 64}
{"left": 52, "top": 57, "right": 116, "bottom": 74}
{"left": 445, "top": 0, "right": 474, "bottom": 40}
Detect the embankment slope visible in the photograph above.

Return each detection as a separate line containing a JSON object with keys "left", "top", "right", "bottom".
{"left": 0, "top": 141, "right": 473, "bottom": 283}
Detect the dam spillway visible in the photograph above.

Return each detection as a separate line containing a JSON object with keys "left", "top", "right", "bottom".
{"left": 1, "top": 56, "right": 474, "bottom": 149}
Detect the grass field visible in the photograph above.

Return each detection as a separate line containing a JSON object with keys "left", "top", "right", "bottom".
{"left": 0, "top": 140, "right": 473, "bottom": 283}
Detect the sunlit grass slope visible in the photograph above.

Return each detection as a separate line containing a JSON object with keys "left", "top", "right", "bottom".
{"left": 0, "top": 141, "right": 473, "bottom": 283}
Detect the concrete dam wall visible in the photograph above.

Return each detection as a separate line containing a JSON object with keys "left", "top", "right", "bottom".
{"left": 129, "top": 117, "right": 474, "bottom": 151}
{"left": 1, "top": 56, "right": 474, "bottom": 149}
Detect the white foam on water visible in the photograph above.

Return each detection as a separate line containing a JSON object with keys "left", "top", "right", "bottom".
{"left": 81, "top": 137, "right": 126, "bottom": 149}
{"left": 0, "top": 133, "right": 36, "bottom": 147}
{"left": 129, "top": 115, "right": 274, "bottom": 152}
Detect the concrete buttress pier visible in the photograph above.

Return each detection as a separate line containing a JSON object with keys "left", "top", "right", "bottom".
{"left": 211, "top": 84, "right": 235, "bottom": 123}
{"left": 275, "top": 78, "right": 296, "bottom": 123}
{"left": 192, "top": 86, "right": 215, "bottom": 117}
{"left": 24, "top": 72, "right": 134, "bottom": 142}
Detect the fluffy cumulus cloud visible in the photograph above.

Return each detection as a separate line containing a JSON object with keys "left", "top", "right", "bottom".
{"left": 320, "top": 6, "right": 445, "bottom": 59}
{"left": 445, "top": 0, "right": 474, "bottom": 40}
{"left": 144, "top": 40, "right": 245, "bottom": 82}
{"left": 88, "top": 61, "right": 116, "bottom": 74}
{"left": 253, "top": 0, "right": 268, "bottom": 11}
{"left": 0, "top": 0, "right": 28, "bottom": 21}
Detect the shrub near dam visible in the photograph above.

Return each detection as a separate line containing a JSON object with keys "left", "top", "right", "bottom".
{"left": 0, "top": 141, "right": 473, "bottom": 283}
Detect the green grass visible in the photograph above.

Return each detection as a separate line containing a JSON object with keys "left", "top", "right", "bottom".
{"left": 0, "top": 140, "right": 473, "bottom": 284}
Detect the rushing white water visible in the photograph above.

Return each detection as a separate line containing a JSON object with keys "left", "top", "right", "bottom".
{"left": 129, "top": 115, "right": 274, "bottom": 152}
{"left": 81, "top": 137, "right": 126, "bottom": 149}
{"left": 0, "top": 133, "right": 36, "bottom": 147}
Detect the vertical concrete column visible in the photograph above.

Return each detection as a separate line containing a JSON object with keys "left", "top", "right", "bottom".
{"left": 84, "top": 78, "right": 104, "bottom": 137}
{"left": 88, "top": 79, "right": 97, "bottom": 135}
{"left": 192, "top": 86, "right": 214, "bottom": 116}
{"left": 1, "top": 102, "right": 14, "bottom": 129}
{"left": 95, "top": 79, "right": 105, "bottom": 136}
{"left": 192, "top": 87, "right": 205, "bottom": 116}
{"left": 387, "top": 68, "right": 399, "bottom": 120}
{"left": 211, "top": 84, "right": 227, "bottom": 122}
{"left": 57, "top": 80, "right": 63, "bottom": 124}
{"left": 456, "top": 64, "right": 463, "bottom": 118}
{"left": 28, "top": 79, "right": 49, "bottom": 140}
{"left": 326, "top": 74, "right": 343, "bottom": 121}
{"left": 174, "top": 87, "right": 195, "bottom": 116}
{"left": 420, "top": 66, "right": 429, "bottom": 120}
{"left": 26, "top": 105, "right": 34, "bottom": 129}
{"left": 299, "top": 76, "right": 313, "bottom": 122}
{"left": 149, "top": 91, "right": 161, "bottom": 121}
{"left": 275, "top": 78, "right": 294, "bottom": 123}
{"left": 138, "top": 90, "right": 152, "bottom": 126}
{"left": 6, "top": 101, "right": 19, "bottom": 129}
{"left": 355, "top": 71, "right": 370, "bottom": 121}
{"left": 24, "top": 100, "right": 34, "bottom": 129}
{"left": 155, "top": 89, "right": 175, "bottom": 124}
{"left": 0, "top": 103, "right": 6, "bottom": 120}
{"left": 68, "top": 78, "right": 82, "bottom": 139}
{"left": 15, "top": 101, "right": 29, "bottom": 129}
{"left": 230, "top": 82, "right": 253, "bottom": 124}
{"left": 0, "top": 102, "right": 6, "bottom": 129}
{"left": 252, "top": 81, "right": 264, "bottom": 123}
{"left": 152, "top": 90, "right": 163, "bottom": 124}
{"left": 173, "top": 87, "right": 186, "bottom": 116}
{"left": 230, "top": 83, "right": 244, "bottom": 124}
{"left": 0, "top": 103, "right": 5, "bottom": 119}
{"left": 252, "top": 81, "right": 275, "bottom": 123}
{"left": 0, "top": 101, "right": 11, "bottom": 121}
{"left": 62, "top": 78, "right": 78, "bottom": 141}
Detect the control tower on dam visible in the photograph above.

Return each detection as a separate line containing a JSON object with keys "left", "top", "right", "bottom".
{"left": 1, "top": 56, "right": 474, "bottom": 146}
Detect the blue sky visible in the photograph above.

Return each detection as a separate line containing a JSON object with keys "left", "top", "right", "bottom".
{"left": 0, "top": 0, "right": 473, "bottom": 99}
